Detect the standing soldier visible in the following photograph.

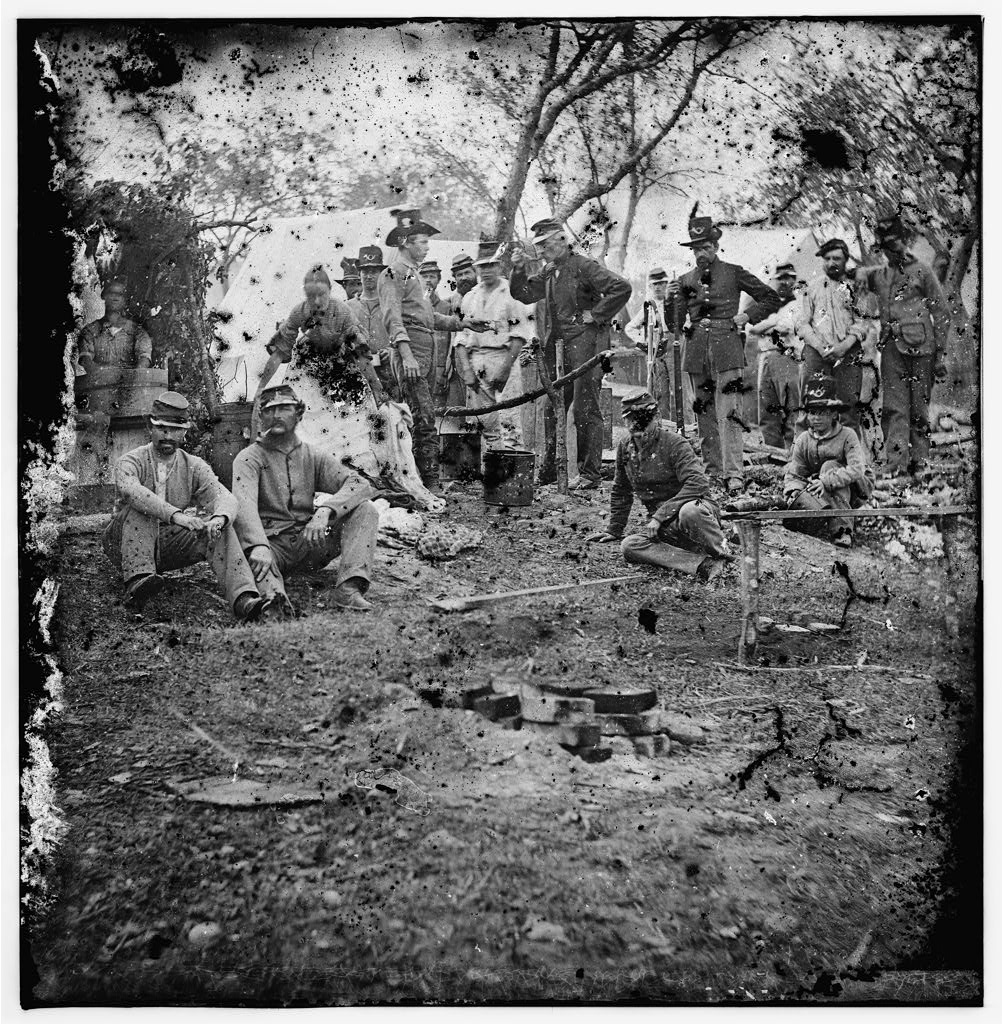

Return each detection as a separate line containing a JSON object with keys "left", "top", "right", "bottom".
{"left": 624, "top": 268, "right": 672, "bottom": 421}
{"left": 347, "top": 246, "right": 397, "bottom": 401}
{"left": 510, "top": 218, "right": 632, "bottom": 490}
{"left": 672, "top": 211, "right": 781, "bottom": 494}
{"left": 746, "top": 262, "right": 804, "bottom": 451}
{"left": 433, "top": 252, "right": 479, "bottom": 415}
{"left": 378, "top": 209, "right": 491, "bottom": 491}
{"left": 796, "top": 239, "right": 874, "bottom": 437}
{"left": 858, "top": 215, "right": 951, "bottom": 477}
{"left": 338, "top": 258, "right": 362, "bottom": 301}
{"left": 453, "top": 240, "right": 530, "bottom": 452}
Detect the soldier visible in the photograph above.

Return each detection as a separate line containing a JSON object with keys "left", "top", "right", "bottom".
{"left": 347, "top": 246, "right": 397, "bottom": 401}
{"left": 783, "top": 373, "right": 874, "bottom": 547}
{"left": 102, "top": 391, "right": 267, "bottom": 620}
{"left": 77, "top": 278, "right": 153, "bottom": 371}
{"left": 510, "top": 218, "right": 632, "bottom": 490}
{"left": 433, "top": 252, "right": 479, "bottom": 415}
{"left": 672, "top": 212, "right": 781, "bottom": 493}
{"left": 624, "top": 267, "right": 672, "bottom": 421}
{"left": 858, "top": 215, "right": 950, "bottom": 476}
{"left": 453, "top": 240, "right": 531, "bottom": 452}
{"left": 233, "top": 384, "right": 381, "bottom": 613}
{"left": 746, "top": 262, "right": 804, "bottom": 451}
{"left": 589, "top": 391, "right": 733, "bottom": 582}
{"left": 796, "top": 239, "right": 874, "bottom": 437}
{"left": 338, "top": 257, "right": 362, "bottom": 301}
{"left": 378, "top": 209, "right": 491, "bottom": 491}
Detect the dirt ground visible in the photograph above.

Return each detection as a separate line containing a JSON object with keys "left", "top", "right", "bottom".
{"left": 25, "top": 475, "right": 981, "bottom": 1006}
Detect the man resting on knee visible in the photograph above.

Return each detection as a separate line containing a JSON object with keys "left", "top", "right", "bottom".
{"left": 783, "top": 372, "right": 874, "bottom": 547}
{"left": 102, "top": 390, "right": 266, "bottom": 621}
{"left": 591, "top": 390, "right": 733, "bottom": 582}
{"left": 233, "top": 384, "right": 380, "bottom": 613}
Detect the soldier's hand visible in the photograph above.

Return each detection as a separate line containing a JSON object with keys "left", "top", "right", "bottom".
{"left": 466, "top": 318, "right": 493, "bottom": 333}
{"left": 171, "top": 512, "right": 203, "bottom": 533}
{"left": 667, "top": 280, "right": 679, "bottom": 296}
{"left": 641, "top": 519, "right": 661, "bottom": 540}
{"left": 401, "top": 352, "right": 421, "bottom": 381}
{"left": 806, "top": 478, "right": 826, "bottom": 498}
{"left": 304, "top": 508, "right": 332, "bottom": 546}
{"left": 732, "top": 312, "right": 750, "bottom": 329}
{"left": 581, "top": 310, "right": 595, "bottom": 325}
{"left": 586, "top": 531, "right": 618, "bottom": 544}
{"left": 248, "top": 545, "right": 274, "bottom": 583}
{"left": 518, "top": 345, "right": 536, "bottom": 367}
{"left": 510, "top": 247, "right": 527, "bottom": 267}
{"left": 202, "top": 515, "right": 226, "bottom": 542}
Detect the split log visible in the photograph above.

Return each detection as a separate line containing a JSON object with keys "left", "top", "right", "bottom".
{"left": 428, "top": 573, "right": 644, "bottom": 613}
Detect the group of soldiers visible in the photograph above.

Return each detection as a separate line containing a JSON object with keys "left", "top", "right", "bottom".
{"left": 80, "top": 205, "right": 954, "bottom": 617}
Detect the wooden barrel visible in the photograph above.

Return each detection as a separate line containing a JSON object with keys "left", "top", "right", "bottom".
{"left": 75, "top": 366, "right": 169, "bottom": 416}
{"left": 209, "top": 402, "right": 255, "bottom": 489}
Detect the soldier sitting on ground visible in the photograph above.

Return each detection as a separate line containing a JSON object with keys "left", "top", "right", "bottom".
{"left": 588, "top": 391, "right": 734, "bottom": 582}
{"left": 232, "top": 384, "right": 380, "bottom": 614}
{"left": 102, "top": 391, "right": 267, "bottom": 620}
{"left": 782, "top": 373, "right": 874, "bottom": 548}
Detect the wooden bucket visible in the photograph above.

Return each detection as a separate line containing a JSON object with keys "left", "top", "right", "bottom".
{"left": 482, "top": 449, "right": 535, "bottom": 506}
{"left": 209, "top": 402, "right": 255, "bottom": 489}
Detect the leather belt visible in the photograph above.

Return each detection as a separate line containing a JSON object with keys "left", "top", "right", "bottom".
{"left": 403, "top": 322, "right": 433, "bottom": 336}
{"left": 558, "top": 313, "right": 592, "bottom": 326}
{"left": 696, "top": 317, "right": 735, "bottom": 327}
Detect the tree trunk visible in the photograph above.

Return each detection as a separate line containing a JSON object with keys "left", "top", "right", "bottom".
{"left": 611, "top": 170, "right": 641, "bottom": 274}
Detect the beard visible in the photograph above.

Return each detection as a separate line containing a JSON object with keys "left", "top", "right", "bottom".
{"left": 155, "top": 439, "right": 177, "bottom": 455}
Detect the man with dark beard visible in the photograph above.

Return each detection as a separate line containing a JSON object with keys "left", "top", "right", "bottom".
{"left": 796, "top": 239, "right": 873, "bottom": 436}
{"left": 102, "top": 391, "right": 266, "bottom": 620}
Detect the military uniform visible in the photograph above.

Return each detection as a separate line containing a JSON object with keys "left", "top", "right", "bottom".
{"left": 859, "top": 218, "right": 950, "bottom": 474}
{"left": 102, "top": 393, "right": 261, "bottom": 618}
{"left": 510, "top": 218, "right": 632, "bottom": 486}
{"left": 676, "top": 217, "right": 781, "bottom": 484}
{"left": 607, "top": 392, "right": 730, "bottom": 578}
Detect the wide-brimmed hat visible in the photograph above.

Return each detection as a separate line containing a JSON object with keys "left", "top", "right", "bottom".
{"left": 803, "top": 373, "right": 848, "bottom": 410}
{"left": 680, "top": 216, "right": 723, "bottom": 248}
{"left": 621, "top": 390, "right": 659, "bottom": 415}
{"left": 357, "top": 246, "right": 385, "bottom": 271}
{"left": 338, "top": 257, "right": 360, "bottom": 282}
{"left": 474, "top": 240, "right": 503, "bottom": 266}
{"left": 815, "top": 238, "right": 850, "bottom": 260}
{"left": 149, "top": 391, "right": 192, "bottom": 428}
{"left": 451, "top": 252, "right": 474, "bottom": 274}
{"left": 647, "top": 266, "right": 669, "bottom": 282}
{"left": 386, "top": 208, "right": 441, "bottom": 247}
{"left": 260, "top": 383, "right": 304, "bottom": 411}
{"left": 875, "top": 215, "right": 909, "bottom": 245}
{"left": 773, "top": 261, "right": 798, "bottom": 279}
{"left": 530, "top": 218, "right": 565, "bottom": 246}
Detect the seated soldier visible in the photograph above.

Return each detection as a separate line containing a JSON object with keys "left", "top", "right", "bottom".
{"left": 102, "top": 391, "right": 266, "bottom": 620}
{"left": 783, "top": 372, "right": 874, "bottom": 548}
{"left": 232, "top": 384, "right": 380, "bottom": 613}
{"left": 78, "top": 278, "right": 153, "bottom": 371}
{"left": 590, "top": 391, "right": 733, "bottom": 582}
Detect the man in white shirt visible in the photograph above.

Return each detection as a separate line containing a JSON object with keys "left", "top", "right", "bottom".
{"left": 453, "top": 241, "right": 531, "bottom": 451}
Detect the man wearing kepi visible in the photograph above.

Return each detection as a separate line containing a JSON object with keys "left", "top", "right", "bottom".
{"left": 673, "top": 211, "right": 781, "bottom": 493}
{"left": 592, "top": 391, "right": 733, "bottom": 582}
{"left": 453, "top": 240, "right": 530, "bottom": 451}
{"left": 432, "top": 251, "right": 479, "bottom": 415}
{"left": 378, "top": 209, "right": 491, "bottom": 491}
{"left": 348, "top": 246, "right": 397, "bottom": 401}
{"left": 624, "top": 267, "right": 672, "bottom": 421}
{"left": 796, "top": 238, "right": 873, "bottom": 436}
{"left": 102, "top": 391, "right": 266, "bottom": 620}
{"left": 510, "top": 218, "right": 632, "bottom": 490}
{"left": 233, "top": 384, "right": 380, "bottom": 613}
{"left": 858, "top": 215, "right": 950, "bottom": 476}
{"left": 746, "top": 262, "right": 804, "bottom": 451}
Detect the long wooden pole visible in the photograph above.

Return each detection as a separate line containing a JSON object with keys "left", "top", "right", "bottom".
{"left": 428, "top": 574, "right": 645, "bottom": 613}
{"left": 554, "top": 336, "right": 569, "bottom": 494}
{"left": 736, "top": 520, "right": 761, "bottom": 663}
{"left": 722, "top": 505, "right": 974, "bottom": 521}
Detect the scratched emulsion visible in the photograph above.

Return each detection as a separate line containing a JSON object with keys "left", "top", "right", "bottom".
{"left": 19, "top": 18, "right": 981, "bottom": 1007}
